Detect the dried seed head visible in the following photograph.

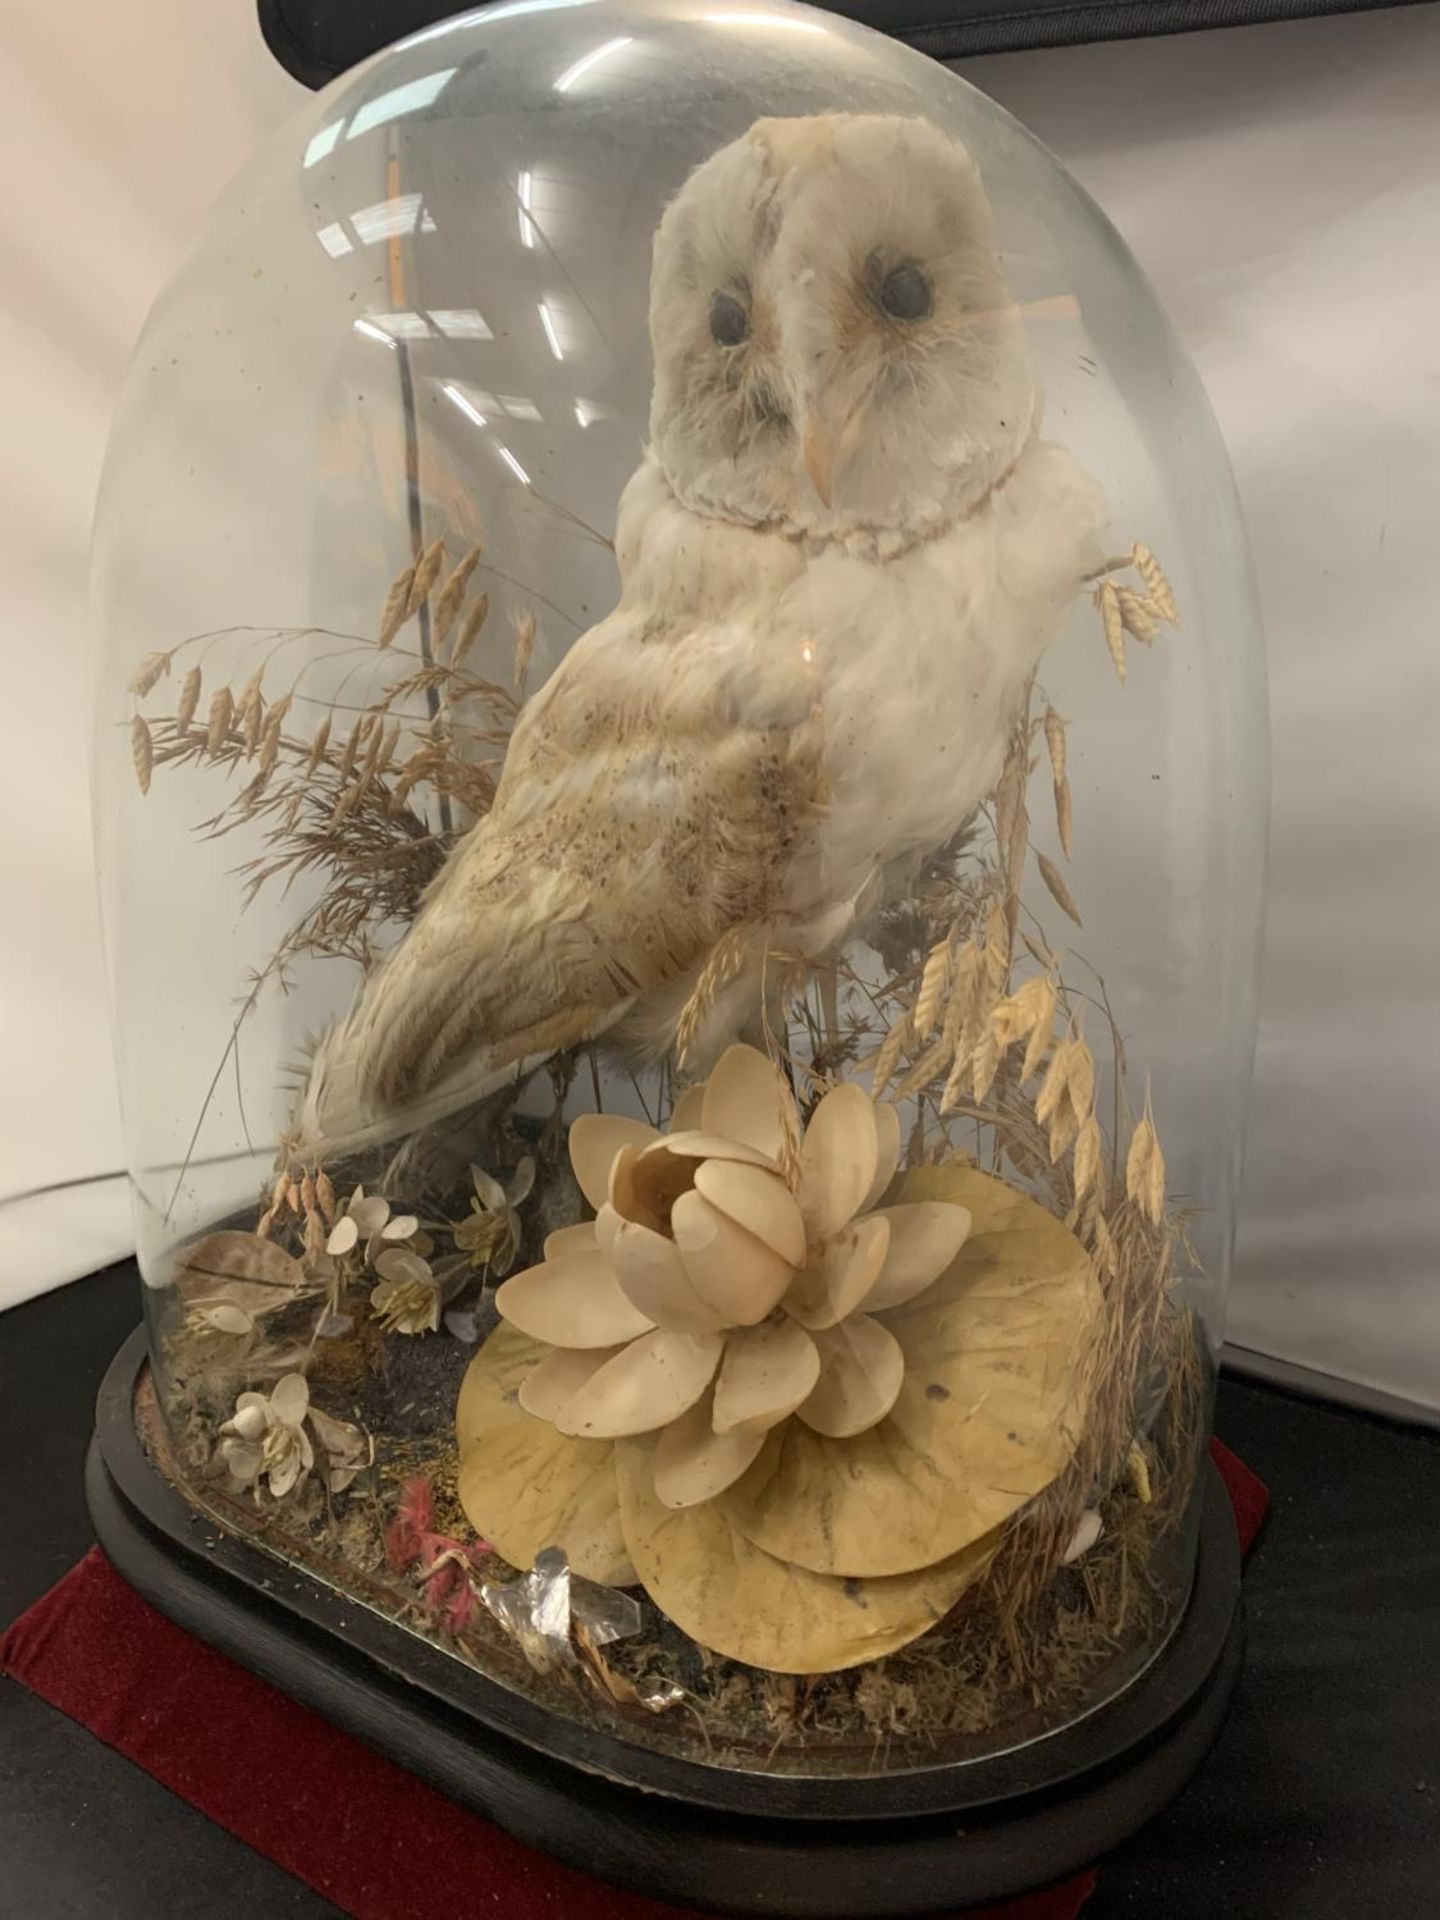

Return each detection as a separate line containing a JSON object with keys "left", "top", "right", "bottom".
{"left": 892, "top": 1036, "right": 953, "bottom": 1103}
{"left": 1020, "top": 929, "right": 1056, "bottom": 972}
{"left": 130, "top": 715, "right": 153, "bottom": 795}
{"left": 1021, "top": 976, "right": 1058, "bottom": 1082}
{"left": 1048, "top": 1096, "right": 1081, "bottom": 1164}
{"left": 305, "top": 716, "right": 331, "bottom": 776}
{"left": 1066, "top": 1038, "right": 1096, "bottom": 1126}
{"left": 450, "top": 592, "right": 489, "bottom": 669}
{"left": 970, "top": 1028, "right": 1002, "bottom": 1105}
{"left": 942, "top": 940, "right": 981, "bottom": 1052}
{"left": 258, "top": 708, "right": 283, "bottom": 779}
{"left": 871, "top": 1016, "right": 912, "bottom": 1098}
{"left": 914, "top": 938, "right": 952, "bottom": 1041}
{"left": 939, "top": 1048, "right": 970, "bottom": 1117}
{"left": 432, "top": 545, "right": 483, "bottom": 647}
{"left": 240, "top": 680, "right": 264, "bottom": 759}
{"left": 376, "top": 720, "right": 402, "bottom": 774}
{"left": 1093, "top": 1210, "right": 1119, "bottom": 1276}
{"left": 1054, "top": 776, "right": 1074, "bottom": 861}
{"left": 175, "top": 666, "right": 203, "bottom": 736}
{"left": 513, "top": 611, "right": 537, "bottom": 691}
{"left": 982, "top": 898, "right": 1011, "bottom": 999}
{"left": 1132, "top": 543, "right": 1179, "bottom": 625}
{"left": 1035, "top": 1035, "right": 1075, "bottom": 1130}
{"left": 315, "top": 1169, "right": 337, "bottom": 1226}
{"left": 337, "top": 721, "right": 363, "bottom": 781}
{"left": 1116, "top": 587, "right": 1160, "bottom": 647}
{"left": 1037, "top": 852, "right": 1082, "bottom": 927}
{"left": 1096, "top": 581, "right": 1126, "bottom": 682}
{"left": 406, "top": 537, "right": 447, "bottom": 614}
{"left": 128, "top": 651, "right": 170, "bottom": 697}
{"left": 1043, "top": 707, "right": 1067, "bottom": 785}
{"left": 378, "top": 564, "right": 416, "bottom": 647}
{"left": 1072, "top": 1114, "right": 1104, "bottom": 1205}
{"left": 1126, "top": 1107, "right": 1166, "bottom": 1226}
{"left": 993, "top": 745, "right": 1027, "bottom": 867}
{"left": 206, "top": 687, "right": 234, "bottom": 755}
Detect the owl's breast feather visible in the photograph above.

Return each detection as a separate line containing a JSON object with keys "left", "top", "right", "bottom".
{"left": 796, "top": 439, "right": 1106, "bottom": 899}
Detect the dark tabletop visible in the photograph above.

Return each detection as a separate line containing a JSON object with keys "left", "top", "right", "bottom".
{"left": 2, "top": 1262, "right": 1437, "bottom": 1919}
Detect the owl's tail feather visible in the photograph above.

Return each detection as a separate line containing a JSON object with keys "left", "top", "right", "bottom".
{"left": 288, "top": 992, "right": 632, "bottom": 1170}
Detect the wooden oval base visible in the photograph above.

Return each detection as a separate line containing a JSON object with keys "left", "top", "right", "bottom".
{"left": 88, "top": 1327, "right": 1243, "bottom": 1916}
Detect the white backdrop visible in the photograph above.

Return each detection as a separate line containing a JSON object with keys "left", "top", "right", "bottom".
{"left": 1, "top": 1, "right": 1436, "bottom": 1410}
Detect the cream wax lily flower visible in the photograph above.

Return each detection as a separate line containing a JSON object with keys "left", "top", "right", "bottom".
{"left": 492, "top": 1046, "right": 971, "bottom": 1509}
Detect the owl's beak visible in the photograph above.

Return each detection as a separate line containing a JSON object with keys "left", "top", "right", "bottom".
{"left": 801, "top": 410, "right": 838, "bottom": 508}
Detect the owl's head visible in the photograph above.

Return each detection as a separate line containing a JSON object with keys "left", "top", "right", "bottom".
{"left": 648, "top": 113, "right": 1035, "bottom": 541}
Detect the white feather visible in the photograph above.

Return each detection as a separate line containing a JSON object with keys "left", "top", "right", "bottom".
{"left": 292, "top": 113, "right": 1105, "bottom": 1163}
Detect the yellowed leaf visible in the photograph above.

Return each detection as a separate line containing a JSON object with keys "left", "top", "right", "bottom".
{"left": 718, "top": 1167, "right": 1099, "bottom": 1578}
{"left": 170, "top": 1230, "right": 306, "bottom": 1316}
{"left": 615, "top": 1437, "right": 995, "bottom": 1674}
{"left": 456, "top": 1321, "right": 633, "bottom": 1585}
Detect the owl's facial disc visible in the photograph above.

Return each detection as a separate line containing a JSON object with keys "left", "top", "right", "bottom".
{"left": 649, "top": 114, "right": 1036, "bottom": 539}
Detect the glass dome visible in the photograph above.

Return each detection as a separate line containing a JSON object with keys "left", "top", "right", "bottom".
{"left": 92, "top": 0, "right": 1266, "bottom": 1786}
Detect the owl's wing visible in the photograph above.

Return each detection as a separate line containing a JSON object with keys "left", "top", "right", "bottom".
{"left": 294, "top": 605, "right": 821, "bottom": 1159}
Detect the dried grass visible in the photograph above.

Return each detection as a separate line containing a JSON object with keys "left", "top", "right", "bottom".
{"left": 133, "top": 522, "right": 1197, "bottom": 1720}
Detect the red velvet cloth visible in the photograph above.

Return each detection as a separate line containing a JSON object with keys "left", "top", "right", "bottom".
{"left": 1, "top": 1439, "right": 1267, "bottom": 1920}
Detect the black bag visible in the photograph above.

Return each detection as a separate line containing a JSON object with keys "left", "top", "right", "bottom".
{"left": 260, "top": 0, "right": 1414, "bottom": 87}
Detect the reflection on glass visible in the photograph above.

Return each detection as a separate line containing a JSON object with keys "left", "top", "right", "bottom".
{"left": 494, "top": 442, "right": 532, "bottom": 484}
{"left": 517, "top": 170, "right": 538, "bottom": 249}
{"left": 552, "top": 36, "right": 634, "bottom": 91}
{"left": 537, "top": 302, "right": 565, "bottom": 361}
{"left": 347, "top": 69, "right": 459, "bottom": 142}
{"left": 349, "top": 196, "right": 436, "bottom": 245}
{"left": 316, "top": 222, "right": 353, "bottom": 259}
{"left": 353, "top": 318, "right": 399, "bottom": 349}
{"left": 429, "top": 309, "right": 495, "bottom": 340}
{"left": 303, "top": 120, "right": 344, "bottom": 168}
{"left": 704, "top": 11, "right": 828, "bottom": 29}
{"left": 443, "top": 382, "right": 489, "bottom": 427}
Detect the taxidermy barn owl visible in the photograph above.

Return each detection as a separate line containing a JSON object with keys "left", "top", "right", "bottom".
{"left": 295, "top": 112, "right": 1105, "bottom": 1159}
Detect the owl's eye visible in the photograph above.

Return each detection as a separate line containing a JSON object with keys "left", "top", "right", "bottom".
{"left": 877, "top": 263, "right": 933, "bottom": 323}
{"left": 709, "top": 289, "right": 749, "bottom": 348}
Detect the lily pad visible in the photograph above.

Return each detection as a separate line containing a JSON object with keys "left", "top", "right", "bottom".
{"left": 718, "top": 1167, "right": 1100, "bottom": 1578}
{"left": 615, "top": 1437, "right": 996, "bottom": 1673}
{"left": 456, "top": 1322, "right": 634, "bottom": 1586}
